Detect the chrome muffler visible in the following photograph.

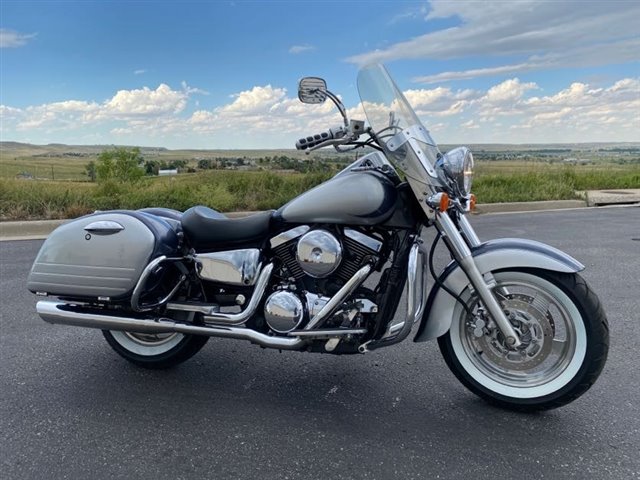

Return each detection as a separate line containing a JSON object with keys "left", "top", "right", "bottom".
{"left": 36, "top": 300, "right": 304, "bottom": 350}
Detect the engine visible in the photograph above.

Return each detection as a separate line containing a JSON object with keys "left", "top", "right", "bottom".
{"left": 265, "top": 226, "right": 383, "bottom": 334}
{"left": 271, "top": 227, "right": 382, "bottom": 284}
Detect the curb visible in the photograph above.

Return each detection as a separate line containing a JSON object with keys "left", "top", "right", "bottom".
{"left": 472, "top": 199, "right": 586, "bottom": 214}
{"left": 583, "top": 189, "right": 640, "bottom": 207}
{"left": 0, "top": 220, "right": 67, "bottom": 240}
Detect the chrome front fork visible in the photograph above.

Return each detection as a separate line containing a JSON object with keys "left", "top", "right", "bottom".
{"left": 458, "top": 214, "right": 481, "bottom": 247}
{"left": 436, "top": 212, "right": 521, "bottom": 347}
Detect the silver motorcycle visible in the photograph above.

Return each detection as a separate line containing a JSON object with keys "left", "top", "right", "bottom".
{"left": 28, "top": 64, "right": 608, "bottom": 411}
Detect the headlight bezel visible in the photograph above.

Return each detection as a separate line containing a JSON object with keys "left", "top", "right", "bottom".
{"left": 436, "top": 146, "right": 474, "bottom": 198}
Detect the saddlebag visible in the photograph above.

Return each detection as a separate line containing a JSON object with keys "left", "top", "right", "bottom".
{"left": 27, "top": 211, "right": 180, "bottom": 301}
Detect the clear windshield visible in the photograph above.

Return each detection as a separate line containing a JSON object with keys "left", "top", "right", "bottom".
{"left": 357, "top": 64, "right": 442, "bottom": 186}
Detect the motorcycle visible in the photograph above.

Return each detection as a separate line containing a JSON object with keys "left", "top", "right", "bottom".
{"left": 28, "top": 64, "right": 609, "bottom": 411}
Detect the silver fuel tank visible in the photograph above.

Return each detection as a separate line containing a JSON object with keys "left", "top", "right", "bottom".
{"left": 275, "top": 172, "right": 397, "bottom": 226}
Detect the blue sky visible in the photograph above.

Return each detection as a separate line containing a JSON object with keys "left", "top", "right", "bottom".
{"left": 1, "top": 0, "right": 638, "bottom": 148}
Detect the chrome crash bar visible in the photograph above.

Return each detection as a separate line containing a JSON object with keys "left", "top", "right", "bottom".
{"left": 368, "top": 240, "right": 428, "bottom": 350}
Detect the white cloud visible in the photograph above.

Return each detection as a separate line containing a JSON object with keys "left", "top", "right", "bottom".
{"left": 289, "top": 44, "right": 315, "bottom": 54}
{"left": 403, "top": 87, "right": 478, "bottom": 116}
{"left": 347, "top": 1, "right": 640, "bottom": 82}
{"left": 475, "top": 77, "right": 640, "bottom": 142}
{"left": 43, "top": 100, "right": 100, "bottom": 113}
{"left": 0, "top": 29, "right": 37, "bottom": 48}
{"left": 482, "top": 79, "right": 538, "bottom": 104}
{"left": 0, "top": 105, "right": 23, "bottom": 118}
{"left": 518, "top": 78, "right": 640, "bottom": 130}
{"left": 460, "top": 120, "right": 479, "bottom": 129}
{"left": 414, "top": 63, "right": 532, "bottom": 84}
{"left": 181, "top": 81, "right": 210, "bottom": 96}
{"left": 103, "top": 84, "right": 188, "bottom": 117}
{"left": 2, "top": 77, "right": 638, "bottom": 146}
{"left": 7, "top": 83, "right": 198, "bottom": 132}
{"left": 217, "top": 85, "right": 287, "bottom": 115}
{"left": 182, "top": 87, "right": 343, "bottom": 138}
{"left": 134, "top": 69, "right": 147, "bottom": 75}
{"left": 389, "top": 4, "right": 429, "bottom": 25}
{"left": 13, "top": 101, "right": 100, "bottom": 131}
{"left": 413, "top": 38, "right": 640, "bottom": 84}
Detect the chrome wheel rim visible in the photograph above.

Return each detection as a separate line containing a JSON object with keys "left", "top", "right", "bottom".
{"left": 110, "top": 330, "right": 184, "bottom": 356}
{"left": 450, "top": 271, "right": 587, "bottom": 399}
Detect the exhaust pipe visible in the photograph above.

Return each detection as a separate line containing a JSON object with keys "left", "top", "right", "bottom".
{"left": 36, "top": 300, "right": 304, "bottom": 351}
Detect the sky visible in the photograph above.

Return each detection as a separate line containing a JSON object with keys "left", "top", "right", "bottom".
{"left": 1, "top": 0, "right": 638, "bottom": 149}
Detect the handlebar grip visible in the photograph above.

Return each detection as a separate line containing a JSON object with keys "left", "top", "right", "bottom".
{"left": 295, "top": 130, "right": 334, "bottom": 150}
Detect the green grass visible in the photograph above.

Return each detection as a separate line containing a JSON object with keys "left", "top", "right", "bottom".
{"left": 473, "top": 163, "right": 640, "bottom": 203}
{"left": 0, "top": 179, "right": 96, "bottom": 220}
{"left": 0, "top": 171, "right": 332, "bottom": 220}
{"left": 1, "top": 162, "right": 638, "bottom": 221}
{"left": 0, "top": 156, "right": 92, "bottom": 181}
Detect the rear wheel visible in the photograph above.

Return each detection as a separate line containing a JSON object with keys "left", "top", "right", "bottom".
{"left": 103, "top": 328, "right": 208, "bottom": 369}
{"left": 438, "top": 269, "right": 609, "bottom": 411}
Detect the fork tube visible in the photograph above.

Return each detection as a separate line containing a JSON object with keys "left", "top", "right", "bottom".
{"left": 436, "top": 212, "right": 521, "bottom": 347}
{"left": 458, "top": 214, "right": 481, "bottom": 247}
{"left": 458, "top": 213, "right": 501, "bottom": 291}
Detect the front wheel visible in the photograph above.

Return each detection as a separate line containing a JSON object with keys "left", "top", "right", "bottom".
{"left": 438, "top": 269, "right": 609, "bottom": 411}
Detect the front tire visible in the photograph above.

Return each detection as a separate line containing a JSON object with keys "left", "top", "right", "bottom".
{"left": 438, "top": 269, "right": 609, "bottom": 411}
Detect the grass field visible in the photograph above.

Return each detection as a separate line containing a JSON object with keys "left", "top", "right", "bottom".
{"left": 1, "top": 143, "right": 639, "bottom": 220}
{"left": 0, "top": 142, "right": 338, "bottom": 181}
{"left": 472, "top": 161, "right": 640, "bottom": 203}
{"left": 0, "top": 171, "right": 330, "bottom": 220}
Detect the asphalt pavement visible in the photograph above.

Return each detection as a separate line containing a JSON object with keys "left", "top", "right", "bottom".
{"left": 1, "top": 206, "right": 639, "bottom": 480}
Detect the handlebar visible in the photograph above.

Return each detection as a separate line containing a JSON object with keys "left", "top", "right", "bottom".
{"left": 295, "top": 126, "right": 346, "bottom": 150}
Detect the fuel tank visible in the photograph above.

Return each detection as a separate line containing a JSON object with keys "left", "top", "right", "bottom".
{"left": 275, "top": 171, "right": 397, "bottom": 225}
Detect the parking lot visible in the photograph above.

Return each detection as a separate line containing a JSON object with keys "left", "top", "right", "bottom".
{"left": 1, "top": 206, "right": 639, "bottom": 479}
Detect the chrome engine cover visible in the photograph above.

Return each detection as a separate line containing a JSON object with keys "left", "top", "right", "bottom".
{"left": 194, "top": 249, "right": 261, "bottom": 286}
{"left": 296, "top": 230, "right": 342, "bottom": 278}
{"left": 264, "top": 291, "right": 304, "bottom": 333}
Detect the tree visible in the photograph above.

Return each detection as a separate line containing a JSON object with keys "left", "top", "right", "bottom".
{"left": 144, "top": 160, "right": 160, "bottom": 176}
{"left": 197, "top": 159, "right": 216, "bottom": 170}
{"left": 170, "top": 159, "right": 187, "bottom": 169}
{"left": 85, "top": 161, "right": 97, "bottom": 182}
{"left": 96, "top": 147, "right": 144, "bottom": 182}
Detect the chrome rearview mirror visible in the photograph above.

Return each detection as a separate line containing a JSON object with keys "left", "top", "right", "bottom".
{"left": 298, "top": 76, "right": 349, "bottom": 127}
{"left": 298, "top": 77, "right": 328, "bottom": 104}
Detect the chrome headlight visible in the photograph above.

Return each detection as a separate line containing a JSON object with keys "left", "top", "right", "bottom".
{"left": 436, "top": 146, "right": 474, "bottom": 197}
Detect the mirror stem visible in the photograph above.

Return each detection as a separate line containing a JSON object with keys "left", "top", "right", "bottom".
{"left": 324, "top": 90, "right": 349, "bottom": 127}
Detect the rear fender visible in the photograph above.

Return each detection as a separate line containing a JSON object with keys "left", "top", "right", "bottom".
{"left": 413, "top": 238, "right": 584, "bottom": 342}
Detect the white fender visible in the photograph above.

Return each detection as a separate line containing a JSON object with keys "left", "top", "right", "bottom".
{"left": 413, "top": 238, "right": 584, "bottom": 342}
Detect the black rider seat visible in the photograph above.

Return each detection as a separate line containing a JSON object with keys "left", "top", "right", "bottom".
{"left": 181, "top": 206, "right": 274, "bottom": 250}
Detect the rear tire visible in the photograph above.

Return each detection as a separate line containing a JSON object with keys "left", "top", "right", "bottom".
{"left": 438, "top": 269, "right": 609, "bottom": 412}
{"left": 103, "top": 330, "right": 208, "bottom": 369}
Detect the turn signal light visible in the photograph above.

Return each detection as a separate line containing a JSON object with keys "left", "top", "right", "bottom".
{"left": 439, "top": 193, "right": 450, "bottom": 212}
{"left": 469, "top": 194, "right": 477, "bottom": 211}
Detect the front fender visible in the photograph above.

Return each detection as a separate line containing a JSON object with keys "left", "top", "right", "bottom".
{"left": 413, "top": 238, "right": 584, "bottom": 343}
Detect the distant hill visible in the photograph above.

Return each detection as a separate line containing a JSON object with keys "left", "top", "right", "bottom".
{"left": 0, "top": 141, "right": 351, "bottom": 160}
{"left": 2, "top": 140, "right": 639, "bottom": 158}
{"left": 1, "top": 142, "right": 169, "bottom": 154}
